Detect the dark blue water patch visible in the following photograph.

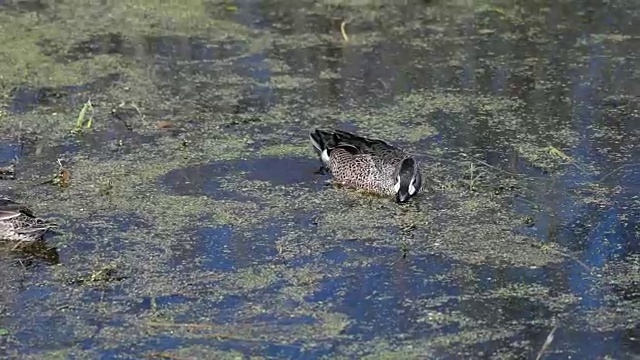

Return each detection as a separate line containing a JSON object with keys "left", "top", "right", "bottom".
{"left": 318, "top": 246, "right": 351, "bottom": 265}
{"left": 11, "top": 284, "right": 53, "bottom": 312}
{"left": 239, "top": 156, "right": 327, "bottom": 189}
{"left": 506, "top": 327, "right": 638, "bottom": 360}
{"left": 515, "top": 193, "right": 640, "bottom": 269}
{"left": 302, "top": 241, "right": 604, "bottom": 344}
{"left": 171, "top": 222, "right": 287, "bottom": 273}
{"left": 306, "top": 247, "right": 460, "bottom": 341}
{"left": 63, "top": 130, "right": 162, "bottom": 160}
{"left": 9, "top": 73, "right": 121, "bottom": 114}
{"left": 209, "top": 294, "right": 249, "bottom": 324}
{"left": 144, "top": 292, "right": 248, "bottom": 325}
{"left": 159, "top": 164, "right": 250, "bottom": 200}
{"left": 75, "top": 317, "right": 127, "bottom": 352}
{"left": 445, "top": 324, "right": 609, "bottom": 360}
{"left": 62, "top": 213, "right": 150, "bottom": 256}
{"left": 284, "top": 253, "right": 326, "bottom": 269}
{"left": 9, "top": 313, "right": 92, "bottom": 353}
{"left": 159, "top": 156, "right": 324, "bottom": 199}
{"left": 171, "top": 225, "right": 235, "bottom": 272}
{"left": 564, "top": 329, "right": 630, "bottom": 360}
{"left": 214, "top": 224, "right": 279, "bottom": 269}
{"left": 0, "top": 142, "right": 20, "bottom": 164}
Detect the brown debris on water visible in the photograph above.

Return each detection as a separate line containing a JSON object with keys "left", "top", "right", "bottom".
{"left": 0, "top": 162, "right": 16, "bottom": 180}
{"left": 53, "top": 159, "right": 71, "bottom": 188}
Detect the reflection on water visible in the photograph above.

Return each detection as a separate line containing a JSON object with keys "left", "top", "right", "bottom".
{"left": 160, "top": 156, "right": 323, "bottom": 200}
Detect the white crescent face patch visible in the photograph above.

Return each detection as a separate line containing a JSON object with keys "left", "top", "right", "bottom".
{"left": 408, "top": 180, "right": 416, "bottom": 195}
{"left": 393, "top": 175, "right": 401, "bottom": 193}
{"left": 321, "top": 149, "right": 331, "bottom": 165}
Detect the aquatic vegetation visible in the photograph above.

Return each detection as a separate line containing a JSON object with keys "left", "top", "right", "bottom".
{"left": 73, "top": 100, "right": 94, "bottom": 133}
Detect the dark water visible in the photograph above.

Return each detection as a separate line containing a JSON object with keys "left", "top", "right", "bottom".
{"left": 1, "top": 0, "right": 640, "bottom": 359}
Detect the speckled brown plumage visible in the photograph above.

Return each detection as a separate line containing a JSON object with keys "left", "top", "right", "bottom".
{"left": 329, "top": 147, "right": 402, "bottom": 195}
{"left": 309, "top": 128, "right": 423, "bottom": 202}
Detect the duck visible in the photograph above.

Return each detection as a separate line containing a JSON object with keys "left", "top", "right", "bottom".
{"left": 309, "top": 128, "right": 422, "bottom": 203}
{"left": 0, "top": 197, "right": 56, "bottom": 246}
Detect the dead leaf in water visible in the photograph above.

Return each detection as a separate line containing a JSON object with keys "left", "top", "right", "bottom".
{"left": 156, "top": 121, "right": 176, "bottom": 129}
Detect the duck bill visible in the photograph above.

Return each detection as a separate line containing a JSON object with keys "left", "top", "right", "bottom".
{"left": 395, "top": 193, "right": 409, "bottom": 203}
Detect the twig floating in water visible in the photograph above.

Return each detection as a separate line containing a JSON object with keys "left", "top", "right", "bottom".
{"left": 535, "top": 325, "right": 558, "bottom": 360}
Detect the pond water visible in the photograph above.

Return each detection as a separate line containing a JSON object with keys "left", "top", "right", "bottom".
{"left": 0, "top": 0, "right": 639, "bottom": 359}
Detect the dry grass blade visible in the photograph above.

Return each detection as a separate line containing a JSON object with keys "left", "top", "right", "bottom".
{"left": 535, "top": 325, "right": 558, "bottom": 360}
{"left": 74, "top": 99, "right": 94, "bottom": 132}
{"left": 340, "top": 19, "right": 349, "bottom": 42}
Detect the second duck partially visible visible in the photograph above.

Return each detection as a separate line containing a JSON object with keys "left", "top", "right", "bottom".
{"left": 0, "top": 197, "right": 56, "bottom": 246}
{"left": 309, "top": 128, "right": 422, "bottom": 203}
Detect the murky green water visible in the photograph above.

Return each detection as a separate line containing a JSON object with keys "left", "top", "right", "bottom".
{"left": 1, "top": 0, "right": 639, "bottom": 358}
